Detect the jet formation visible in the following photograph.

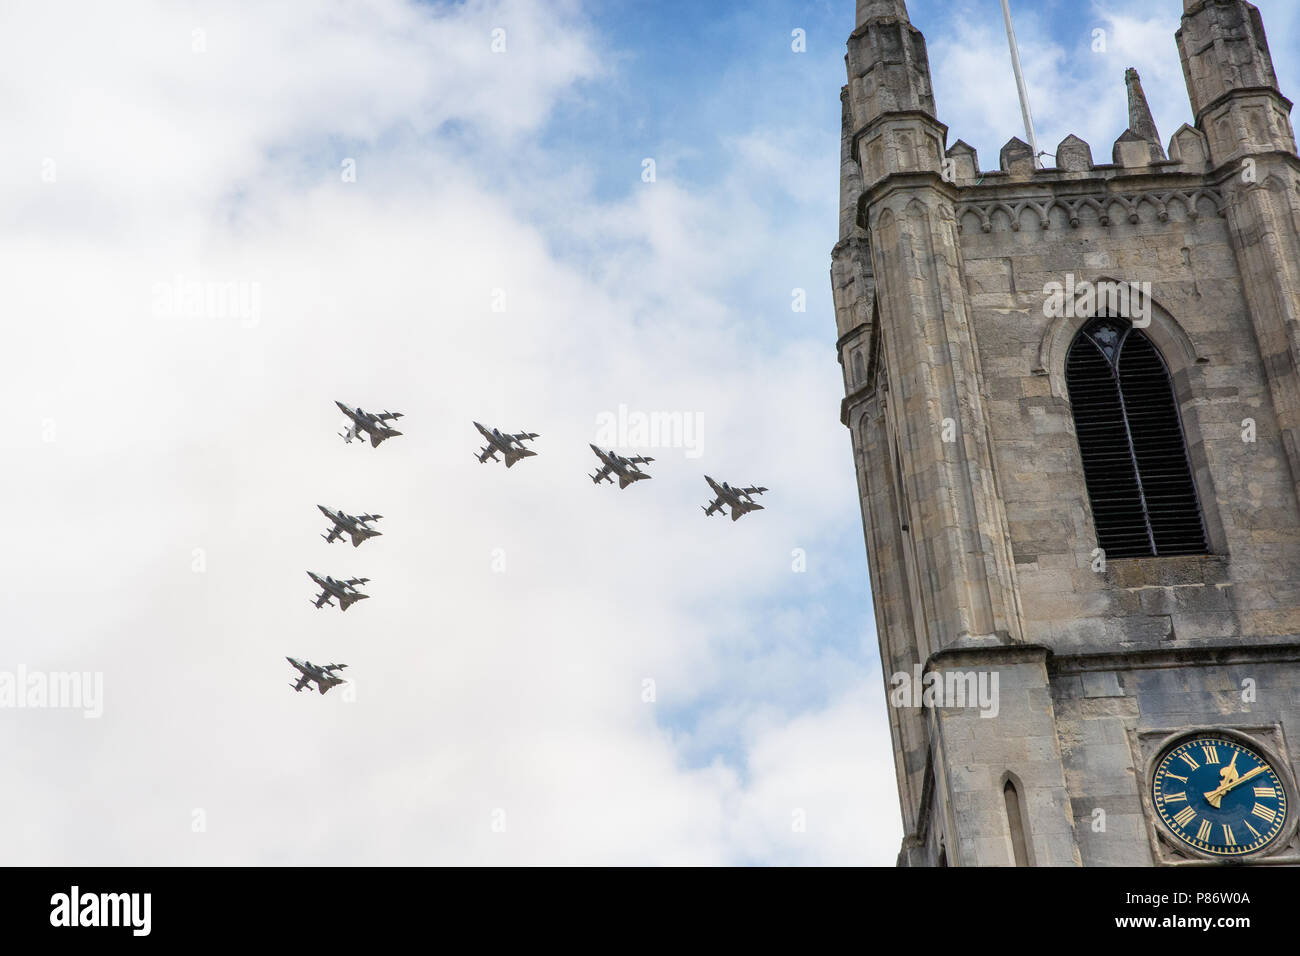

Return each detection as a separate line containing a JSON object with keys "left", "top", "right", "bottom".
{"left": 473, "top": 421, "right": 539, "bottom": 468}
{"left": 290, "top": 401, "right": 771, "bottom": 694}
{"left": 286, "top": 658, "right": 348, "bottom": 695}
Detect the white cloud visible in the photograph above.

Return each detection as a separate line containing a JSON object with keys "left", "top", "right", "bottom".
{"left": 0, "top": 0, "right": 898, "bottom": 865}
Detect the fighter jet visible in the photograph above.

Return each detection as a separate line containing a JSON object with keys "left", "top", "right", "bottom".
{"left": 317, "top": 505, "right": 383, "bottom": 548}
{"left": 286, "top": 657, "right": 348, "bottom": 695}
{"left": 588, "top": 444, "right": 655, "bottom": 489}
{"left": 473, "top": 421, "right": 539, "bottom": 468}
{"left": 701, "top": 475, "right": 768, "bottom": 521}
{"left": 336, "top": 400, "right": 404, "bottom": 447}
{"left": 307, "top": 571, "right": 371, "bottom": 611}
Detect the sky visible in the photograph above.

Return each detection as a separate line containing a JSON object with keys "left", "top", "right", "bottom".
{"left": 1, "top": 0, "right": 1296, "bottom": 866}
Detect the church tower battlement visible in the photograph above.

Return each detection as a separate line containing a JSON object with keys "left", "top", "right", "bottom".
{"left": 832, "top": 0, "right": 1300, "bottom": 866}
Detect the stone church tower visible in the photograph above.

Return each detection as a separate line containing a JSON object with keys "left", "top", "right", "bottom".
{"left": 831, "top": 0, "right": 1300, "bottom": 865}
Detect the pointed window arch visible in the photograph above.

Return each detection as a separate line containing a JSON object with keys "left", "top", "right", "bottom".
{"left": 1003, "top": 778, "right": 1031, "bottom": 867}
{"left": 1065, "top": 317, "right": 1209, "bottom": 558}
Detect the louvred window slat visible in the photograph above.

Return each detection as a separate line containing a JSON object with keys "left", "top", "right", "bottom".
{"left": 1065, "top": 318, "right": 1208, "bottom": 558}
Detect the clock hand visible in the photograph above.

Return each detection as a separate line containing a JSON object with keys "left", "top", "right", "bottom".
{"left": 1203, "top": 764, "right": 1267, "bottom": 809}
{"left": 1219, "top": 750, "right": 1240, "bottom": 786}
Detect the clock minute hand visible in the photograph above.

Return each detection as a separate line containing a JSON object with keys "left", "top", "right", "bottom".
{"left": 1203, "top": 764, "right": 1267, "bottom": 809}
{"left": 1219, "top": 750, "right": 1240, "bottom": 784}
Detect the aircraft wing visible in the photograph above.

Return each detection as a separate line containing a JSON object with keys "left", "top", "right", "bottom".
{"left": 323, "top": 524, "right": 343, "bottom": 544}
{"left": 313, "top": 592, "right": 332, "bottom": 609}
{"left": 503, "top": 449, "right": 537, "bottom": 467}
{"left": 509, "top": 432, "right": 538, "bottom": 443}
{"left": 339, "top": 593, "right": 369, "bottom": 611}
{"left": 590, "top": 463, "right": 613, "bottom": 484}
{"left": 703, "top": 497, "right": 724, "bottom": 517}
{"left": 293, "top": 674, "right": 311, "bottom": 692}
{"left": 739, "top": 486, "right": 768, "bottom": 497}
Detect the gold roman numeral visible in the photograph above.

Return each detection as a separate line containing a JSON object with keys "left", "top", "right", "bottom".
{"left": 1252, "top": 803, "right": 1277, "bottom": 823}
{"left": 1201, "top": 745, "right": 1220, "bottom": 764}
{"left": 1165, "top": 772, "right": 1188, "bottom": 784}
{"left": 1173, "top": 806, "right": 1196, "bottom": 827}
{"left": 1196, "top": 819, "right": 1213, "bottom": 842}
{"left": 1180, "top": 753, "right": 1201, "bottom": 770}
{"left": 1222, "top": 824, "right": 1235, "bottom": 846}
{"left": 1163, "top": 791, "right": 1187, "bottom": 803}
{"left": 1244, "top": 820, "right": 1262, "bottom": 839}
{"left": 1254, "top": 786, "right": 1276, "bottom": 798}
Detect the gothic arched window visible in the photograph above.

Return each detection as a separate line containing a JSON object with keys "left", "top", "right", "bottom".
{"left": 1003, "top": 779, "right": 1031, "bottom": 866}
{"left": 1065, "top": 318, "right": 1208, "bottom": 558}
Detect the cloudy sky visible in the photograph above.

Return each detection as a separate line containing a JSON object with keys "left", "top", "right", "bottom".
{"left": 2, "top": 0, "right": 1296, "bottom": 866}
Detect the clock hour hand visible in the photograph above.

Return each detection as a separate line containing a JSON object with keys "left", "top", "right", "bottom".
{"left": 1218, "top": 750, "right": 1240, "bottom": 787}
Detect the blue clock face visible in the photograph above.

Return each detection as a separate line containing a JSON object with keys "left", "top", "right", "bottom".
{"left": 1152, "top": 737, "right": 1288, "bottom": 857}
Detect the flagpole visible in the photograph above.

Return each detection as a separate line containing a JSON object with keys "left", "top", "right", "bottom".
{"left": 1000, "top": 0, "right": 1042, "bottom": 168}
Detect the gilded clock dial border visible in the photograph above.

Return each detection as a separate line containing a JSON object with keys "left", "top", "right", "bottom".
{"left": 1151, "top": 736, "right": 1288, "bottom": 857}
